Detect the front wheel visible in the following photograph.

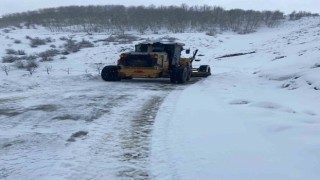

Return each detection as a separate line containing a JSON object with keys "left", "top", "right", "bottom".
{"left": 170, "top": 68, "right": 177, "bottom": 83}
{"left": 186, "top": 66, "right": 192, "bottom": 81}
{"left": 198, "top": 65, "right": 211, "bottom": 77}
{"left": 101, "top": 66, "right": 120, "bottom": 81}
{"left": 177, "top": 67, "right": 188, "bottom": 84}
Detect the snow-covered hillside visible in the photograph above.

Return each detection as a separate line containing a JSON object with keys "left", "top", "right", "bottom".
{"left": 152, "top": 17, "right": 320, "bottom": 179}
{"left": 0, "top": 17, "right": 319, "bottom": 179}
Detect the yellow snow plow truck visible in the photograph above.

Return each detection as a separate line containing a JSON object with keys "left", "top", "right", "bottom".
{"left": 101, "top": 42, "right": 211, "bottom": 83}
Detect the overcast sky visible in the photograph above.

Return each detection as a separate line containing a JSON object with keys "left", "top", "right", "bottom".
{"left": 0, "top": 0, "right": 319, "bottom": 16}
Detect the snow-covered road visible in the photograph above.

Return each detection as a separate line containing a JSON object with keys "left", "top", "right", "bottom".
{"left": 0, "top": 76, "right": 199, "bottom": 179}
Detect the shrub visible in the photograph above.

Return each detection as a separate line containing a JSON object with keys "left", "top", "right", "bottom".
{"left": 17, "top": 50, "right": 26, "bottom": 55}
{"left": 105, "top": 35, "right": 117, "bottom": 42}
{"left": 3, "top": 29, "right": 10, "bottom": 33}
{"left": 6, "top": 49, "right": 26, "bottom": 55}
{"left": 79, "top": 39, "right": 94, "bottom": 48}
{"left": 59, "top": 36, "right": 68, "bottom": 41}
{"left": 61, "top": 51, "right": 70, "bottom": 55}
{"left": 15, "top": 24, "right": 23, "bottom": 29}
{"left": 67, "top": 131, "right": 88, "bottom": 142}
{"left": 15, "top": 60, "right": 25, "bottom": 69}
{"left": 14, "top": 59, "right": 39, "bottom": 69}
{"left": 311, "top": 63, "right": 320, "bottom": 68}
{"left": 45, "top": 37, "right": 53, "bottom": 43}
{"left": 19, "top": 55, "right": 38, "bottom": 61}
{"left": 25, "top": 55, "right": 38, "bottom": 60}
{"left": 63, "top": 39, "right": 80, "bottom": 53}
{"left": 2, "top": 55, "right": 19, "bottom": 63}
{"left": 25, "top": 60, "right": 38, "bottom": 69}
{"left": 62, "top": 38, "right": 93, "bottom": 54}
{"left": 26, "top": 62, "right": 38, "bottom": 75}
{"left": 101, "top": 34, "right": 139, "bottom": 44}
{"left": 30, "top": 37, "right": 46, "bottom": 47}
{"left": 38, "top": 49, "right": 59, "bottom": 61}
{"left": 5, "top": 49, "right": 17, "bottom": 55}
{"left": 14, "top": 39, "right": 22, "bottom": 44}
{"left": 206, "top": 28, "right": 217, "bottom": 36}
{"left": 117, "top": 34, "right": 139, "bottom": 42}
{"left": 50, "top": 44, "right": 56, "bottom": 48}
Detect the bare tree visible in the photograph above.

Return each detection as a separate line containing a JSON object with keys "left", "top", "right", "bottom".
{"left": 62, "top": 68, "right": 71, "bottom": 75}
{"left": 93, "top": 63, "right": 104, "bottom": 74}
{"left": 1, "top": 65, "right": 10, "bottom": 76}
{"left": 27, "top": 66, "right": 37, "bottom": 75}
{"left": 45, "top": 65, "right": 53, "bottom": 75}
{"left": 26, "top": 60, "right": 38, "bottom": 75}
{"left": 0, "top": 5, "right": 288, "bottom": 34}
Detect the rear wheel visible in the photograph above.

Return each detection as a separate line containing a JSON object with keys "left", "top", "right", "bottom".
{"left": 177, "top": 67, "right": 188, "bottom": 83}
{"left": 101, "top": 66, "right": 120, "bottom": 81}
{"left": 186, "top": 66, "right": 192, "bottom": 81}
{"left": 122, "top": 76, "right": 133, "bottom": 80}
{"left": 170, "top": 68, "right": 177, "bottom": 83}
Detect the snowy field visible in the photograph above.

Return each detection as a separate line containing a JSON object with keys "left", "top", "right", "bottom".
{"left": 1, "top": 17, "right": 320, "bottom": 179}
{"left": 152, "top": 17, "right": 320, "bottom": 179}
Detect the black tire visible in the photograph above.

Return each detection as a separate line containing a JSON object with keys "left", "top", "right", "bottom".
{"left": 122, "top": 76, "right": 133, "bottom": 80}
{"left": 101, "top": 66, "right": 120, "bottom": 81}
{"left": 186, "top": 66, "right": 192, "bottom": 81}
{"left": 207, "top": 67, "right": 211, "bottom": 75}
{"left": 170, "top": 68, "right": 177, "bottom": 83}
{"left": 198, "top": 65, "right": 209, "bottom": 72}
{"left": 177, "top": 67, "right": 188, "bottom": 84}
{"left": 199, "top": 65, "right": 211, "bottom": 77}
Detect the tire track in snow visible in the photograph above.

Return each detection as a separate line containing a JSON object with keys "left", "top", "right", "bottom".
{"left": 0, "top": 77, "right": 199, "bottom": 180}
{"left": 116, "top": 96, "right": 164, "bottom": 179}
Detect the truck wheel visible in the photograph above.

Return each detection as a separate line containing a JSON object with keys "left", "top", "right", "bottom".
{"left": 208, "top": 67, "right": 211, "bottom": 75}
{"left": 199, "top": 65, "right": 211, "bottom": 77}
{"left": 101, "top": 66, "right": 120, "bottom": 81}
{"left": 170, "top": 68, "right": 177, "bottom": 83}
{"left": 177, "top": 67, "right": 187, "bottom": 83}
{"left": 122, "top": 76, "right": 133, "bottom": 80}
{"left": 186, "top": 67, "right": 192, "bottom": 81}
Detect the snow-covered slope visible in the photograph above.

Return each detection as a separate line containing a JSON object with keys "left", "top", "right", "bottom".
{"left": 152, "top": 17, "right": 320, "bottom": 179}
{"left": 0, "top": 17, "right": 319, "bottom": 179}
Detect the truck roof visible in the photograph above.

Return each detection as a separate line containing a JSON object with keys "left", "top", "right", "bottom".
{"left": 138, "top": 41, "right": 185, "bottom": 46}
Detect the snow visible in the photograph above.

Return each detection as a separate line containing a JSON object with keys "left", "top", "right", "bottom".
{"left": 0, "top": 17, "right": 320, "bottom": 179}
{"left": 152, "top": 17, "right": 320, "bottom": 179}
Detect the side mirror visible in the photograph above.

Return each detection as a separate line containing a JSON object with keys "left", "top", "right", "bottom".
{"left": 186, "top": 49, "right": 190, "bottom": 54}
{"left": 195, "top": 59, "right": 201, "bottom": 62}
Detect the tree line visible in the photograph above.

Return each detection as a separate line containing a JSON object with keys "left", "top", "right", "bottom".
{"left": 289, "top": 11, "right": 319, "bottom": 21}
{"left": 0, "top": 5, "right": 287, "bottom": 34}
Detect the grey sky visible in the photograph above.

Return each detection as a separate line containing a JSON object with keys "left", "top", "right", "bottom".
{"left": 0, "top": 0, "right": 319, "bottom": 16}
